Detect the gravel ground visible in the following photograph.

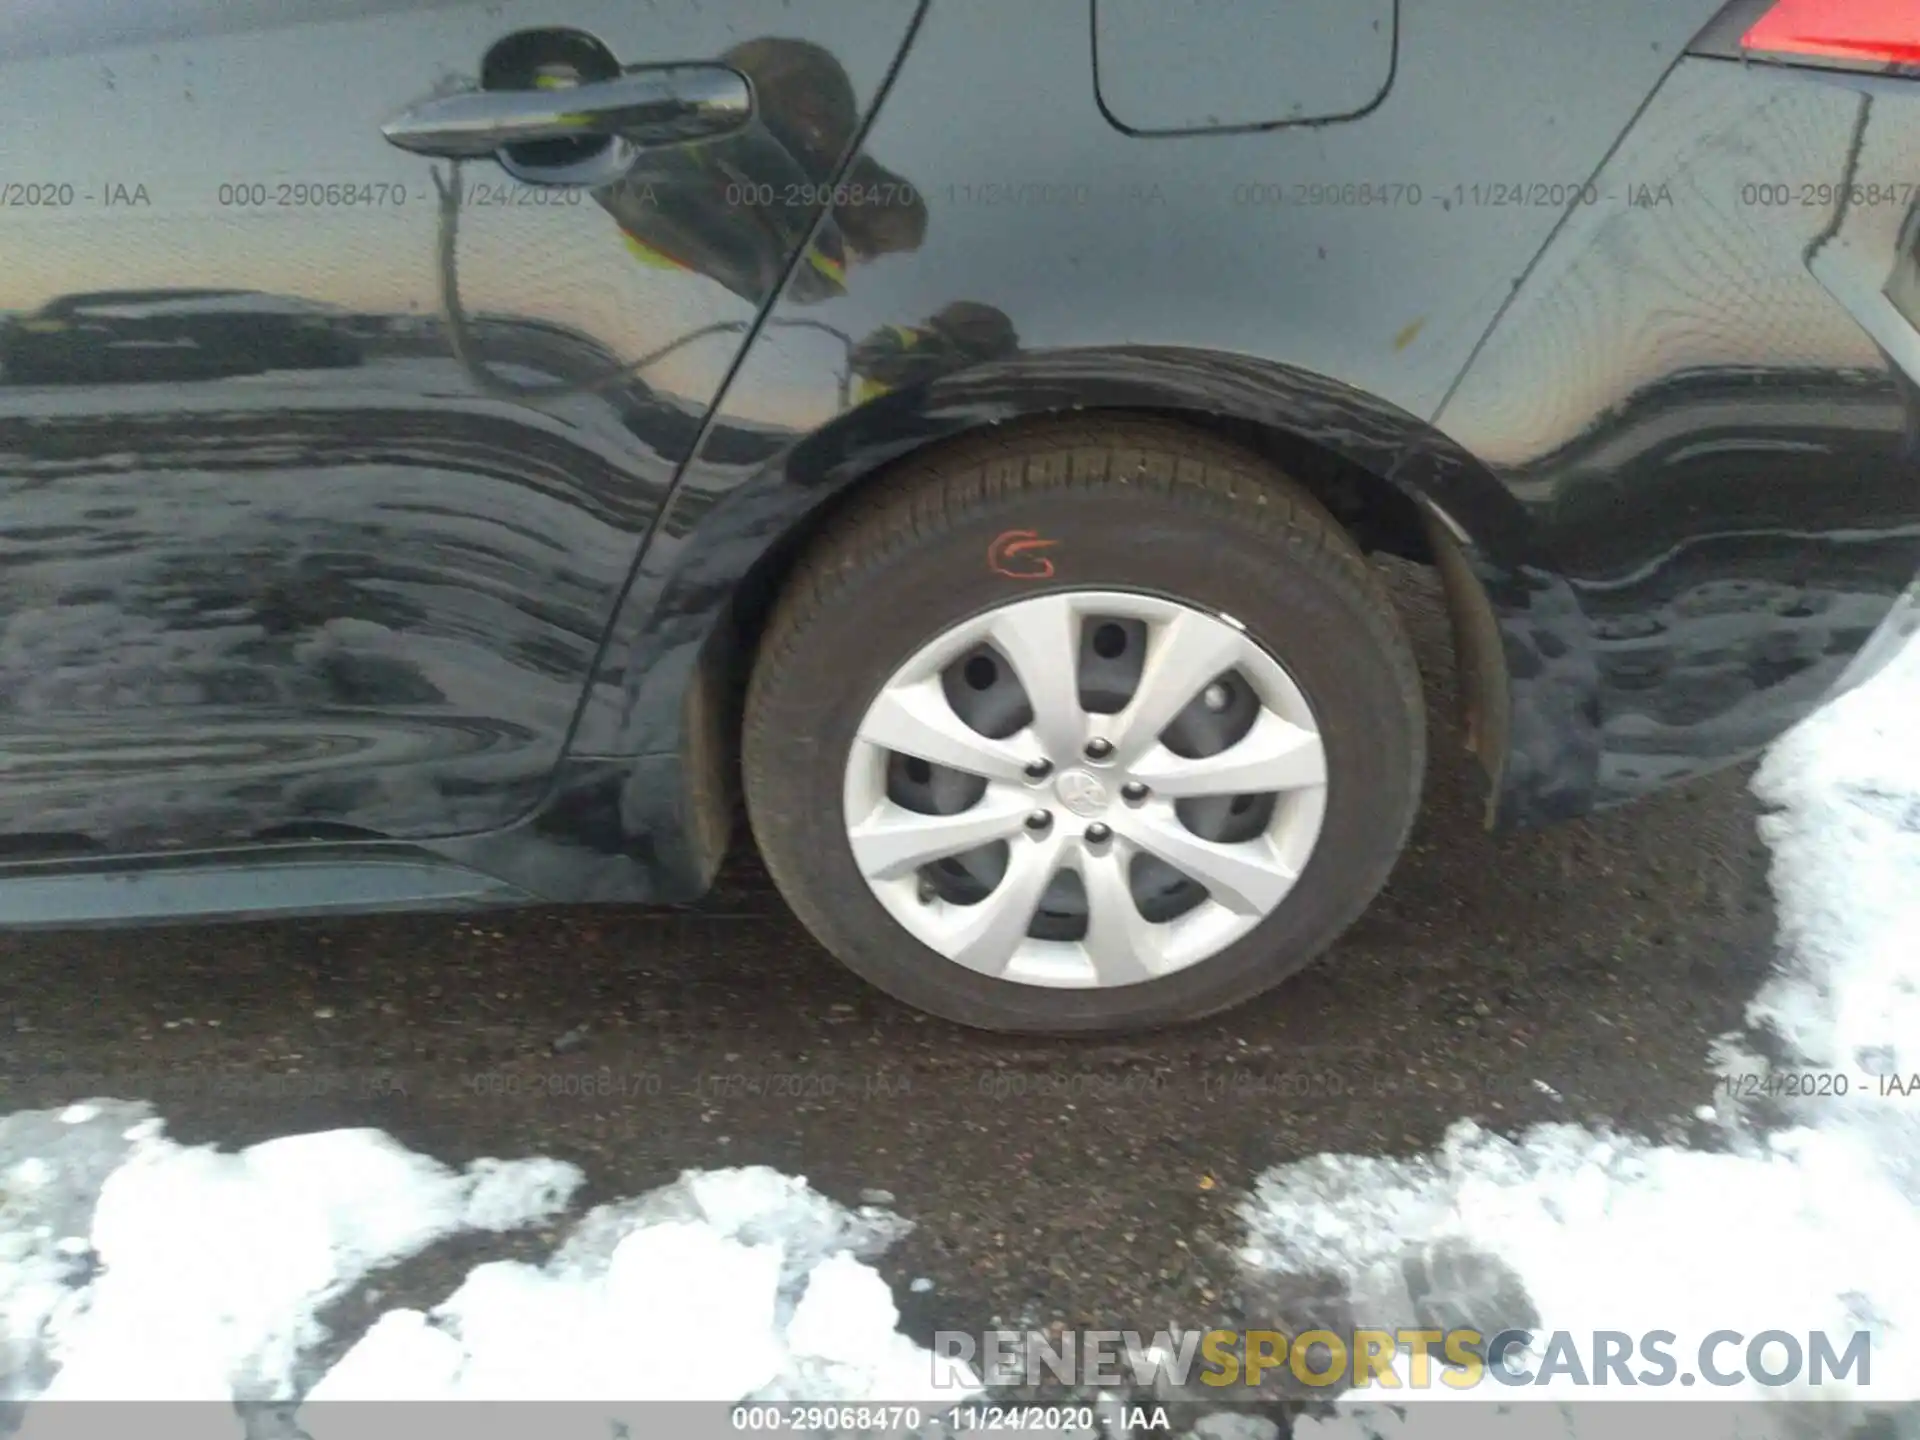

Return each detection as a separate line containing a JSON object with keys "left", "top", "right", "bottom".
{"left": 0, "top": 564, "right": 1779, "bottom": 1360}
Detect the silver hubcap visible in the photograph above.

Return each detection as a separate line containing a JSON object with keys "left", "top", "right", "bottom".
{"left": 841, "top": 590, "right": 1329, "bottom": 989}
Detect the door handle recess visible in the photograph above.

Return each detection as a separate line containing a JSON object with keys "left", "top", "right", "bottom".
{"left": 381, "top": 64, "right": 752, "bottom": 159}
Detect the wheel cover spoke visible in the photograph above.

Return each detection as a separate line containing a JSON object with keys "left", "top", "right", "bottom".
{"left": 1130, "top": 708, "right": 1327, "bottom": 798}
{"left": 984, "top": 594, "right": 1087, "bottom": 759}
{"left": 1105, "top": 609, "right": 1247, "bottom": 766}
{"left": 946, "top": 833, "right": 1066, "bottom": 976}
{"left": 848, "top": 790, "right": 1032, "bottom": 881}
{"left": 1106, "top": 808, "right": 1296, "bottom": 916}
{"left": 1077, "top": 841, "right": 1164, "bottom": 985}
{"left": 857, "top": 677, "right": 1040, "bottom": 783}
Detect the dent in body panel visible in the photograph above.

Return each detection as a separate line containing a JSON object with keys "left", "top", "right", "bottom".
{"left": 1435, "top": 58, "right": 1920, "bottom": 809}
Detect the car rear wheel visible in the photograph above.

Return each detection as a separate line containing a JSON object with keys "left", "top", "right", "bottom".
{"left": 742, "top": 418, "right": 1425, "bottom": 1033}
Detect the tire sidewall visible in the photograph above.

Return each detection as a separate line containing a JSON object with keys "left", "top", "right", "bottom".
{"left": 748, "top": 483, "right": 1422, "bottom": 1032}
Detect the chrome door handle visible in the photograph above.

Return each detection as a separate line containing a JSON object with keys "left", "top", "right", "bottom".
{"left": 381, "top": 64, "right": 751, "bottom": 159}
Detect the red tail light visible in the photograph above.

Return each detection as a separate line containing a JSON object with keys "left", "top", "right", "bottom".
{"left": 1744, "top": 0, "right": 1920, "bottom": 67}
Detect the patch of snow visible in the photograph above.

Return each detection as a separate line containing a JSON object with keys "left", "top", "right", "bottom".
{"left": 310, "top": 1218, "right": 791, "bottom": 1405}
{"left": 1745, "top": 631, "right": 1920, "bottom": 1196}
{"left": 1232, "top": 635, "right": 1920, "bottom": 1436}
{"left": 0, "top": 1099, "right": 150, "bottom": 1403}
{"left": 1, "top": 1110, "right": 977, "bottom": 1430}
{"left": 312, "top": 1165, "right": 960, "bottom": 1417}
{"left": 1, "top": 1110, "right": 579, "bottom": 1404}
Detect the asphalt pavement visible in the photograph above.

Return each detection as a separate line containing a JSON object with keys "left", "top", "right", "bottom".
{"left": 0, "top": 563, "right": 1780, "bottom": 1369}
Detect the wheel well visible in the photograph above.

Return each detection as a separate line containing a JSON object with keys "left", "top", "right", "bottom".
{"left": 1133, "top": 408, "right": 1434, "bottom": 564}
{"left": 725, "top": 406, "right": 1434, "bottom": 658}
{"left": 711, "top": 407, "right": 1505, "bottom": 835}
{"left": 706, "top": 408, "right": 1466, "bottom": 814}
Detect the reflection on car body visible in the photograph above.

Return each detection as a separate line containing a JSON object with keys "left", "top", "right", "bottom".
{"left": 2, "top": 289, "right": 364, "bottom": 385}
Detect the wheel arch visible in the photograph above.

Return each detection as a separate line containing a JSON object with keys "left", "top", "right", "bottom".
{"left": 590, "top": 346, "right": 1553, "bottom": 861}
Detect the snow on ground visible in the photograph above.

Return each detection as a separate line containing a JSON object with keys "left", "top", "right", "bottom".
{"left": 1238, "top": 633, "right": 1920, "bottom": 1437}
{"left": 1, "top": 1106, "right": 580, "bottom": 1405}
{"left": 0, "top": 1105, "right": 977, "bottom": 1433}
{"left": 305, "top": 1166, "right": 947, "bottom": 1412}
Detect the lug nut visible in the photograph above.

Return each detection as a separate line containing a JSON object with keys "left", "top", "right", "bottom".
{"left": 1121, "top": 782, "right": 1148, "bottom": 803}
{"left": 1084, "top": 822, "right": 1112, "bottom": 844}
{"left": 1084, "top": 738, "right": 1114, "bottom": 761}
{"left": 1025, "top": 810, "right": 1053, "bottom": 832}
{"left": 1202, "top": 682, "right": 1231, "bottom": 713}
{"left": 1024, "top": 759, "right": 1053, "bottom": 780}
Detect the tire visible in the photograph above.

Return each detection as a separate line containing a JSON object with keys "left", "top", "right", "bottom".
{"left": 742, "top": 417, "right": 1425, "bottom": 1033}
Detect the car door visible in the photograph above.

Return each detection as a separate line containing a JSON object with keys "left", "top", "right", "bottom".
{"left": 0, "top": 0, "right": 923, "bottom": 859}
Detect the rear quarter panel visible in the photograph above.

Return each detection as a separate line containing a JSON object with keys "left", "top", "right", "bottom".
{"left": 577, "top": 0, "right": 1731, "bottom": 815}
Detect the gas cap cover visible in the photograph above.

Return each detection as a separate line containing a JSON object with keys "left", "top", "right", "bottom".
{"left": 1094, "top": 0, "right": 1397, "bottom": 134}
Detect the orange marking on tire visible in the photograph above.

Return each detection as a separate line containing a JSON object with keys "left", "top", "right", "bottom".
{"left": 987, "top": 529, "right": 1059, "bottom": 579}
